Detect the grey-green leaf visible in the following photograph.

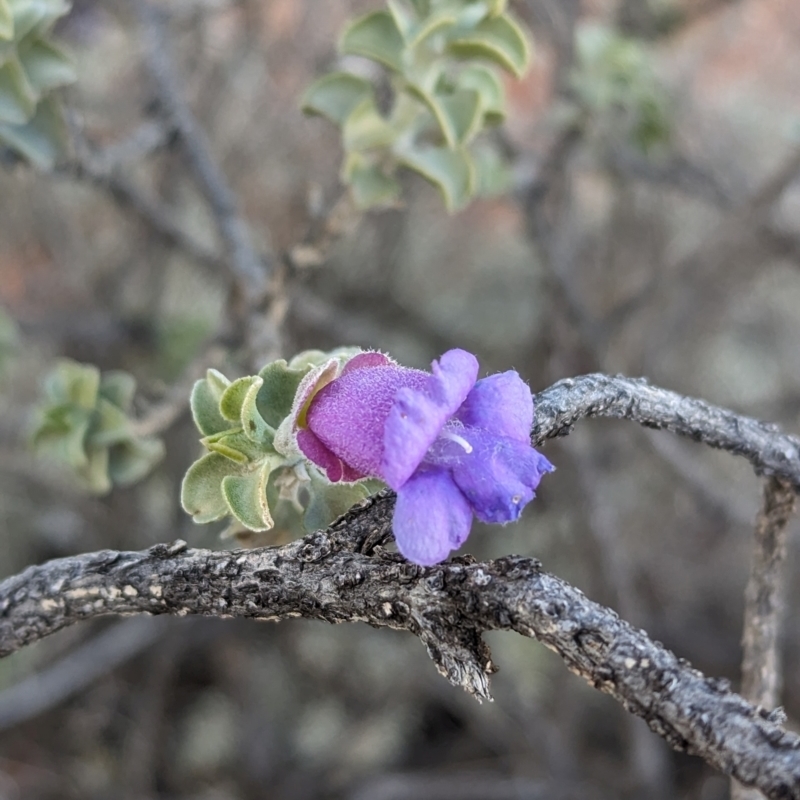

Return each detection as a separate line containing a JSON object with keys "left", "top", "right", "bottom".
{"left": 0, "top": 56, "right": 37, "bottom": 125}
{"left": 255, "top": 359, "right": 307, "bottom": 429}
{"left": 90, "top": 397, "right": 132, "bottom": 448}
{"left": 472, "top": 141, "right": 511, "bottom": 196}
{"left": 18, "top": 37, "right": 75, "bottom": 93}
{"left": 301, "top": 71, "right": 373, "bottom": 127}
{"left": 349, "top": 162, "right": 402, "bottom": 210}
{"left": 181, "top": 452, "right": 241, "bottom": 524}
{"left": 417, "top": 86, "right": 482, "bottom": 146}
{"left": 397, "top": 144, "right": 476, "bottom": 211}
{"left": 0, "top": 95, "right": 67, "bottom": 169}
{"left": 221, "top": 461, "right": 277, "bottom": 531}
{"left": 47, "top": 359, "right": 100, "bottom": 409}
{"left": 190, "top": 372, "right": 231, "bottom": 436}
{"left": 458, "top": 63, "right": 505, "bottom": 124}
{"left": 342, "top": 96, "right": 397, "bottom": 152}
{"left": 11, "top": 0, "right": 70, "bottom": 41}
{"left": 219, "top": 375, "right": 263, "bottom": 422}
{"left": 0, "top": 0, "right": 13, "bottom": 40}
{"left": 108, "top": 437, "right": 165, "bottom": 486}
{"left": 447, "top": 13, "right": 532, "bottom": 78}
{"left": 98, "top": 370, "right": 137, "bottom": 412}
{"left": 339, "top": 10, "right": 405, "bottom": 72}
{"left": 77, "top": 446, "right": 111, "bottom": 494}
{"left": 203, "top": 429, "right": 265, "bottom": 464}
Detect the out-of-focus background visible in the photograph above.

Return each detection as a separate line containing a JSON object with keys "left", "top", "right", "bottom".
{"left": 0, "top": 0, "right": 799, "bottom": 797}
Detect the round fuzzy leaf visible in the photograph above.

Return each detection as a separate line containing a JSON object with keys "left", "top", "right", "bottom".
{"left": 405, "top": 10, "right": 458, "bottom": 50}
{"left": 33, "top": 405, "right": 91, "bottom": 470}
{"left": 286, "top": 347, "right": 361, "bottom": 372}
{"left": 457, "top": 63, "right": 505, "bottom": 124}
{"left": 339, "top": 10, "right": 405, "bottom": 72}
{"left": 205, "top": 368, "right": 232, "bottom": 398}
{"left": 0, "top": 56, "right": 37, "bottom": 125}
{"left": 108, "top": 437, "right": 165, "bottom": 486}
{"left": 343, "top": 96, "right": 397, "bottom": 152}
{"left": 301, "top": 71, "right": 373, "bottom": 127}
{"left": 11, "top": 0, "right": 70, "bottom": 41}
{"left": 190, "top": 370, "right": 231, "bottom": 436}
{"left": 487, "top": 0, "right": 507, "bottom": 16}
{"left": 219, "top": 375, "right": 263, "bottom": 422}
{"left": 221, "top": 460, "right": 278, "bottom": 531}
{"left": 77, "top": 445, "right": 111, "bottom": 495}
{"left": 287, "top": 351, "right": 328, "bottom": 370}
{"left": 202, "top": 429, "right": 264, "bottom": 464}
{"left": 416, "top": 86, "right": 482, "bottom": 146}
{"left": 90, "top": 397, "right": 132, "bottom": 448}
{"left": 447, "top": 13, "right": 532, "bottom": 78}
{"left": 45, "top": 359, "right": 100, "bottom": 409}
{"left": 348, "top": 163, "right": 402, "bottom": 210}
{"left": 396, "top": 144, "right": 476, "bottom": 211}
{"left": 255, "top": 360, "right": 308, "bottom": 429}
{"left": 0, "top": 0, "right": 13, "bottom": 41}
{"left": 18, "top": 37, "right": 75, "bottom": 93}
{"left": 0, "top": 94, "right": 67, "bottom": 169}
{"left": 98, "top": 370, "right": 137, "bottom": 412}
{"left": 471, "top": 141, "right": 511, "bottom": 196}
{"left": 181, "top": 452, "right": 241, "bottom": 524}
{"left": 241, "top": 378, "right": 274, "bottom": 444}
{"left": 386, "top": 0, "right": 414, "bottom": 40}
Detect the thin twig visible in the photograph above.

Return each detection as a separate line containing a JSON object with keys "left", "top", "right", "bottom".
{"left": 732, "top": 478, "right": 797, "bottom": 800}
{"left": 533, "top": 373, "right": 800, "bottom": 489}
{"left": 57, "top": 134, "right": 222, "bottom": 274}
{"left": 133, "top": 0, "right": 270, "bottom": 302}
{"left": 742, "top": 479, "right": 797, "bottom": 705}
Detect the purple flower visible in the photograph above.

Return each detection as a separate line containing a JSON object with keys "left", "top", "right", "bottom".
{"left": 279, "top": 349, "right": 554, "bottom": 566}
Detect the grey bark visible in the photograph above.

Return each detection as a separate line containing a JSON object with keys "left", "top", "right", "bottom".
{"left": 733, "top": 478, "right": 797, "bottom": 800}
{"left": 1, "top": 374, "right": 799, "bottom": 797}
{"left": 533, "top": 374, "right": 800, "bottom": 488}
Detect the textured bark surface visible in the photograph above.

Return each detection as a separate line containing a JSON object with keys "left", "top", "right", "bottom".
{"left": 533, "top": 374, "right": 800, "bottom": 487}
{"left": 733, "top": 478, "right": 798, "bottom": 800}
{"left": 1, "top": 374, "right": 799, "bottom": 798}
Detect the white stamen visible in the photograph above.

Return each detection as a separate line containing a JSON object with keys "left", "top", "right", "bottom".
{"left": 442, "top": 430, "right": 473, "bottom": 454}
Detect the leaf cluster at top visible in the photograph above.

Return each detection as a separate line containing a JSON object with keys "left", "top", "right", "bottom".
{"left": 301, "top": 0, "right": 532, "bottom": 211}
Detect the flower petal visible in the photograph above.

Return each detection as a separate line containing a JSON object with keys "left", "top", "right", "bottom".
{"left": 456, "top": 370, "right": 533, "bottom": 443}
{"left": 393, "top": 468, "right": 473, "bottom": 566}
{"left": 451, "top": 430, "right": 554, "bottom": 524}
{"left": 307, "top": 364, "right": 428, "bottom": 478}
{"left": 382, "top": 349, "right": 478, "bottom": 489}
{"left": 297, "top": 428, "right": 365, "bottom": 483}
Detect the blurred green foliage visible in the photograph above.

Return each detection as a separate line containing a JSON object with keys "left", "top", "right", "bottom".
{"left": 0, "top": 0, "right": 75, "bottom": 168}
{"left": 302, "top": 0, "right": 532, "bottom": 211}
{"left": 571, "top": 22, "right": 670, "bottom": 152}
{"left": 181, "top": 349, "right": 381, "bottom": 539}
{"left": 31, "top": 359, "right": 164, "bottom": 494}
{"left": 0, "top": 307, "right": 17, "bottom": 377}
